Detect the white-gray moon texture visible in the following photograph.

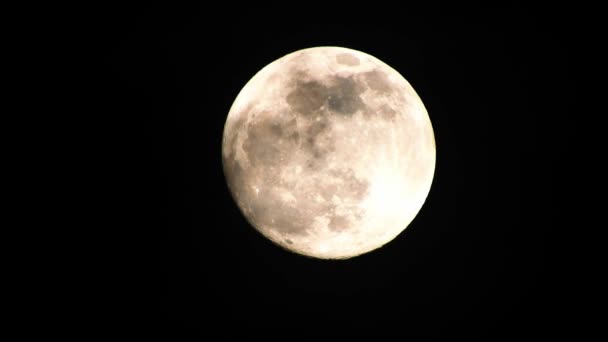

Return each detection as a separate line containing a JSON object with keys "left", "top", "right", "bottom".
{"left": 222, "top": 46, "right": 435, "bottom": 259}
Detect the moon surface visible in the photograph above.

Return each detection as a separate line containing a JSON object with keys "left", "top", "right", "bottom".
{"left": 222, "top": 46, "right": 435, "bottom": 259}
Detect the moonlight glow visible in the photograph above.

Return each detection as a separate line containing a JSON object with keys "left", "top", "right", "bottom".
{"left": 222, "top": 46, "right": 435, "bottom": 259}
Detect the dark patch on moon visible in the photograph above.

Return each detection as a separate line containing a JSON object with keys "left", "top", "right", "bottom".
{"left": 303, "top": 118, "right": 334, "bottom": 159}
{"left": 378, "top": 104, "right": 398, "bottom": 120}
{"left": 363, "top": 69, "right": 393, "bottom": 94}
{"left": 241, "top": 113, "right": 299, "bottom": 168}
{"left": 326, "top": 77, "right": 366, "bottom": 115}
{"left": 269, "top": 122, "right": 283, "bottom": 136}
{"left": 288, "top": 131, "right": 300, "bottom": 144}
{"left": 285, "top": 238, "right": 293, "bottom": 245}
{"left": 286, "top": 75, "right": 367, "bottom": 117}
{"left": 328, "top": 215, "right": 349, "bottom": 231}
{"left": 336, "top": 53, "right": 360, "bottom": 66}
{"left": 286, "top": 81, "right": 327, "bottom": 115}
{"left": 307, "top": 117, "right": 329, "bottom": 137}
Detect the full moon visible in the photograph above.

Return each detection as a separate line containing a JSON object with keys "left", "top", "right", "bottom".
{"left": 222, "top": 46, "right": 435, "bottom": 259}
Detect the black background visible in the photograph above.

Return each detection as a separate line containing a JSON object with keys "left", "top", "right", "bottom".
{"left": 101, "top": 3, "right": 567, "bottom": 340}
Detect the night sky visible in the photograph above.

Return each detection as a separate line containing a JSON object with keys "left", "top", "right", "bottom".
{"left": 102, "top": 4, "right": 566, "bottom": 340}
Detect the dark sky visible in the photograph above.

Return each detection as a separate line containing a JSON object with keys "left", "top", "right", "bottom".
{"left": 103, "top": 4, "right": 567, "bottom": 340}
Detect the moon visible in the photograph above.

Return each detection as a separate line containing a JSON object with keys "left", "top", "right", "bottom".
{"left": 222, "top": 46, "right": 435, "bottom": 259}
